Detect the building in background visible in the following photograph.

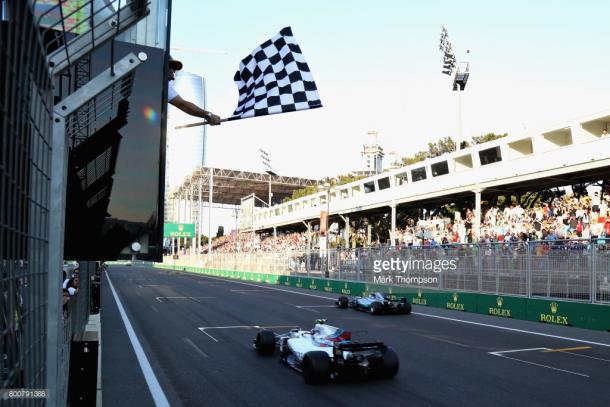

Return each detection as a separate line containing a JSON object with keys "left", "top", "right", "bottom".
{"left": 165, "top": 71, "right": 207, "bottom": 226}
{"left": 361, "top": 130, "right": 384, "bottom": 174}
{"left": 352, "top": 130, "right": 384, "bottom": 177}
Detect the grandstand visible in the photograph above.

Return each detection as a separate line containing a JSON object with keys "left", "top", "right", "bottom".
{"left": 250, "top": 109, "right": 610, "bottom": 246}
{"left": 166, "top": 109, "right": 610, "bottom": 252}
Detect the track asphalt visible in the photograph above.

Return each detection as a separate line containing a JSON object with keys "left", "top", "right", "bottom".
{"left": 101, "top": 265, "right": 610, "bottom": 407}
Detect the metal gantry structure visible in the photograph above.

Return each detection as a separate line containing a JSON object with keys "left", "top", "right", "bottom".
{"left": 167, "top": 166, "right": 316, "bottom": 253}
{"left": 170, "top": 167, "right": 317, "bottom": 205}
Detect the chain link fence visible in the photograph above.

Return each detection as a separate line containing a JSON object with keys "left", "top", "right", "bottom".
{"left": 168, "top": 239, "right": 610, "bottom": 304}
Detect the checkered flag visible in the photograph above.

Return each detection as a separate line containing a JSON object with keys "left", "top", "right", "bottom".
{"left": 230, "top": 27, "right": 322, "bottom": 120}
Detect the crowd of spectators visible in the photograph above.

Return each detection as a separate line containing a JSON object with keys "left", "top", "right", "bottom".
{"left": 396, "top": 192, "right": 610, "bottom": 246}
{"left": 62, "top": 262, "right": 80, "bottom": 320}
{"left": 203, "top": 231, "right": 309, "bottom": 254}
{"left": 201, "top": 191, "right": 610, "bottom": 254}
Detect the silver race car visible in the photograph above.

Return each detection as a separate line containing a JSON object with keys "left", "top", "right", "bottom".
{"left": 253, "top": 319, "right": 399, "bottom": 384}
{"left": 336, "top": 292, "right": 412, "bottom": 315}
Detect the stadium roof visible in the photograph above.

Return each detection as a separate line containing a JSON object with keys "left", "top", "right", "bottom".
{"left": 169, "top": 166, "right": 317, "bottom": 205}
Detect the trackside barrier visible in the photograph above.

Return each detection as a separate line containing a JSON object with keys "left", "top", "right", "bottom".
{"left": 276, "top": 276, "right": 610, "bottom": 332}
{"left": 146, "top": 263, "right": 610, "bottom": 332}
{"left": 149, "top": 263, "right": 282, "bottom": 285}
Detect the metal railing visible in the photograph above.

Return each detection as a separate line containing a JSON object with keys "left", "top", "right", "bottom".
{"left": 165, "top": 239, "right": 610, "bottom": 304}
{"left": 35, "top": 0, "right": 150, "bottom": 75}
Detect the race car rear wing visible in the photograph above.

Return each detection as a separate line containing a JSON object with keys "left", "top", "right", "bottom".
{"left": 333, "top": 341, "right": 387, "bottom": 354}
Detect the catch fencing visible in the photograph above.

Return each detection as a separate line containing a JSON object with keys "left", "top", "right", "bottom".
{"left": 166, "top": 239, "right": 610, "bottom": 304}
{"left": 1, "top": 2, "right": 53, "bottom": 406}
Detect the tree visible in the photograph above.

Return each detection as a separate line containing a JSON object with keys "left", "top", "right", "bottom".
{"left": 399, "top": 133, "right": 509, "bottom": 167}
{"left": 400, "top": 137, "right": 456, "bottom": 166}
{"left": 401, "top": 151, "right": 428, "bottom": 166}
{"left": 471, "top": 132, "right": 508, "bottom": 145}
{"left": 336, "top": 173, "right": 366, "bottom": 185}
{"left": 370, "top": 213, "right": 390, "bottom": 244}
{"left": 282, "top": 174, "right": 366, "bottom": 203}
{"left": 283, "top": 185, "right": 318, "bottom": 202}
{"left": 427, "top": 136, "right": 456, "bottom": 158}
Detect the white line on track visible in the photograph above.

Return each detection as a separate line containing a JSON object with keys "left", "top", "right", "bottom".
{"left": 556, "top": 351, "right": 610, "bottom": 363}
{"left": 294, "top": 304, "right": 336, "bottom": 314}
{"left": 199, "top": 330, "right": 219, "bottom": 342}
{"left": 197, "top": 325, "right": 298, "bottom": 342}
{"left": 155, "top": 296, "right": 215, "bottom": 303}
{"left": 419, "top": 334, "right": 471, "bottom": 348}
{"left": 489, "top": 348, "right": 548, "bottom": 355}
{"left": 150, "top": 305, "right": 159, "bottom": 313}
{"left": 195, "top": 275, "right": 338, "bottom": 300}
{"left": 411, "top": 312, "right": 610, "bottom": 348}
{"left": 230, "top": 289, "right": 269, "bottom": 292}
{"left": 489, "top": 352, "right": 589, "bottom": 378}
{"left": 183, "top": 337, "right": 209, "bottom": 359}
{"left": 295, "top": 305, "right": 337, "bottom": 308}
{"left": 295, "top": 306, "right": 320, "bottom": 314}
{"left": 106, "top": 272, "right": 170, "bottom": 407}
{"left": 182, "top": 274, "right": 610, "bottom": 348}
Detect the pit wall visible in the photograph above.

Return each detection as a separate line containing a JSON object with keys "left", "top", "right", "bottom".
{"left": 149, "top": 263, "right": 610, "bottom": 332}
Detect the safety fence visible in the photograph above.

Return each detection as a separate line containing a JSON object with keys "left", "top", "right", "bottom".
{"left": 2, "top": 1, "right": 150, "bottom": 404}
{"left": 1, "top": 2, "right": 53, "bottom": 406}
{"left": 163, "top": 239, "right": 610, "bottom": 304}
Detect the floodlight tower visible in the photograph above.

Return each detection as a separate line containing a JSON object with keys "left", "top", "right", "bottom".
{"left": 439, "top": 26, "right": 470, "bottom": 150}
{"left": 259, "top": 148, "right": 276, "bottom": 206}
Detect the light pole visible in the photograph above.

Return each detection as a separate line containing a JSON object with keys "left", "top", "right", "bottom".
{"left": 439, "top": 26, "right": 470, "bottom": 151}
{"left": 233, "top": 207, "right": 239, "bottom": 252}
{"left": 259, "top": 148, "right": 275, "bottom": 206}
{"left": 318, "top": 182, "right": 331, "bottom": 277}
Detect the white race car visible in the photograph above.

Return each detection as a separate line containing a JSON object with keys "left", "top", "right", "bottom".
{"left": 253, "top": 319, "right": 399, "bottom": 384}
{"left": 336, "top": 292, "right": 412, "bottom": 315}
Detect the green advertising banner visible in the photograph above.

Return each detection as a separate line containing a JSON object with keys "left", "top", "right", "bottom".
{"left": 164, "top": 223, "right": 195, "bottom": 238}
{"left": 149, "top": 263, "right": 610, "bottom": 332}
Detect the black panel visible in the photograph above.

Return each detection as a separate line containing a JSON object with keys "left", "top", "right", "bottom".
{"left": 479, "top": 146, "right": 502, "bottom": 166}
{"left": 431, "top": 161, "right": 449, "bottom": 177}
{"left": 63, "top": 42, "right": 167, "bottom": 261}
{"left": 411, "top": 167, "right": 427, "bottom": 182}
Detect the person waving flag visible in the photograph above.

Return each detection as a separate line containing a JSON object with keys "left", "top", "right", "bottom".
{"left": 230, "top": 26, "right": 322, "bottom": 119}
{"left": 175, "top": 27, "right": 322, "bottom": 129}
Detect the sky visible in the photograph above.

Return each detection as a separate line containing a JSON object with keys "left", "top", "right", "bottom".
{"left": 168, "top": 0, "right": 610, "bottom": 234}
{"left": 170, "top": 0, "right": 610, "bottom": 180}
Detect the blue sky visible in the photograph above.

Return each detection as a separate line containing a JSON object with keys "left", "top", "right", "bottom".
{"left": 170, "top": 0, "right": 610, "bottom": 180}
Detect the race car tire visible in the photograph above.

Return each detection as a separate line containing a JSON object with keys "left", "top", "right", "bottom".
{"left": 370, "top": 302, "right": 383, "bottom": 315}
{"left": 255, "top": 329, "right": 275, "bottom": 356}
{"left": 378, "top": 347, "right": 399, "bottom": 379}
{"left": 337, "top": 296, "right": 349, "bottom": 309}
{"left": 400, "top": 299, "right": 412, "bottom": 315}
{"left": 303, "top": 351, "right": 332, "bottom": 384}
